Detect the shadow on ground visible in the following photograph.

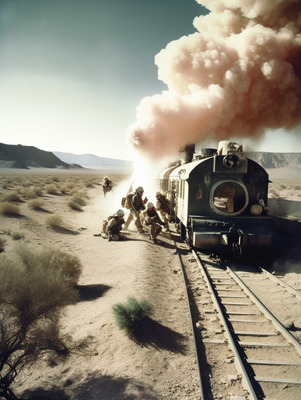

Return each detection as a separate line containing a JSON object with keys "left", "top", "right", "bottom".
{"left": 75, "top": 284, "right": 112, "bottom": 301}
{"left": 133, "top": 316, "right": 187, "bottom": 354}
{"left": 21, "top": 374, "right": 158, "bottom": 400}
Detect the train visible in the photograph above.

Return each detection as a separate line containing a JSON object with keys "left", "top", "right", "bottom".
{"left": 158, "top": 140, "right": 273, "bottom": 258}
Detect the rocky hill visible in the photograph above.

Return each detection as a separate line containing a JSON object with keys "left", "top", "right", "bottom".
{"left": 0, "top": 143, "right": 79, "bottom": 169}
{"left": 245, "top": 151, "right": 301, "bottom": 169}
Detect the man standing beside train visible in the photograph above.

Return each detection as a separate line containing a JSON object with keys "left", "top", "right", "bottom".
{"left": 123, "top": 186, "right": 148, "bottom": 233}
{"left": 155, "top": 191, "right": 171, "bottom": 232}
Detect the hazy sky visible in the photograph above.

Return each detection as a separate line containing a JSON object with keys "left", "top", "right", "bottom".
{"left": 0, "top": 0, "right": 300, "bottom": 161}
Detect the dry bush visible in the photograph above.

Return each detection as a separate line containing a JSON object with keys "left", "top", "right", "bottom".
{"left": 20, "top": 187, "right": 39, "bottom": 200}
{"left": 46, "top": 214, "right": 64, "bottom": 229}
{"left": 0, "top": 243, "right": 83, "bottom": 400}
{"left": 71, "top": 195, "right": 87, "bottom": 207}
{"left": 68, "top": 200, "right": 83, "bottom": 211}
{"left": 2, "top": 192, "right": 22, "bottom": 202}
{"left": 32, "top": 186, "right": 44, "bottom": 197}
{"left": 0, "top": 201, "right": 20, "bottom": 216}
{"left": 0, "top": 237, "right": 6, "bottom": 253}
{"left": 45, "top": 184, "right": 60, "bottom": 195}
{"left": 28, "top": 198, "right": 45, "bottom": 210}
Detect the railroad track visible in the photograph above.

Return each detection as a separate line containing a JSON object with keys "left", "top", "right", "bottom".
{"left": 175, "top": 242, "right": 301, "bottom": 400}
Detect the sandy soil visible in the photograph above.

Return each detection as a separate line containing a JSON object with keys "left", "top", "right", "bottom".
{"left": 0, "top": 167, "right": 300, "bottom": 400}
{"left": 0, "top": 170, "right": 200, "bottom": 400}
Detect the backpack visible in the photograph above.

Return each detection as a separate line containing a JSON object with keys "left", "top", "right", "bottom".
{"left": 102, "top": 215, "right": 114, "bottom": 234}
{"left": 122, "top": 193, "right": 134, "bottom": 209}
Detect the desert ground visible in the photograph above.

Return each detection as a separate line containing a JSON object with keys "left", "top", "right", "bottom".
{"left": 0, "top": 166, "right": 300, "bottom": 400}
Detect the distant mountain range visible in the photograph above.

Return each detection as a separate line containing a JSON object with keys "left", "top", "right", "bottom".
{"left": 0, "top": 143, "right": 132, "bottom": 170}
{"left": 53, "top": 151, "right": 132, "bottom": 170}
{"left": 0, "top": 142, "right": 300, "bottom": 171}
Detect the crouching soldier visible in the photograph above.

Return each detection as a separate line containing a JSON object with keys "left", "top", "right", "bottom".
{"left": 106, "top": 209, "right": 125, "bottom": 241}
{"left": 143, "top": 202, "right": 165, "bottom": 244}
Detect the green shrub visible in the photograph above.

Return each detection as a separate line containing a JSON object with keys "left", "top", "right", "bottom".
{"left": 0, "top": 243, "right": 83, "bottom": 399}
{"left": 0, "top": 201, "right": 20, "bottom": 216}
{"left": 11, "top": 231, "right": 25, "bottom": 241}
{"left": 112, "top": 297, "right": 153, "bottom": 340}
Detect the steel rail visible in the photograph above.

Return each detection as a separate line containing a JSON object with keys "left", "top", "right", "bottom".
{"left": 192, "top": 250, "right": 258, "bottom": 400}
{"left": 227, "top": 266, "right": 301, "bottom": 354}
{"left": 260, "top": 267, "right": 301, "bottom": 300}
{"left": 174, "top": 243, "right": 205, "bottom": 400}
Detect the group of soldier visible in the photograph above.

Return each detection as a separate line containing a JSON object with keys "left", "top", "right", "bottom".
{"left": 102, "top": 184, "right": 171, "bottom": 244}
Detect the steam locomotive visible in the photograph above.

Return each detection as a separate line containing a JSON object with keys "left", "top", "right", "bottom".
{"left": 158, "top": 141, "right": 273, "bottom": 257}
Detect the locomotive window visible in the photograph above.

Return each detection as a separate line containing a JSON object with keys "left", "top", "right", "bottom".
{"left": 210, "top": 180, "right": 249, "bottom": 216}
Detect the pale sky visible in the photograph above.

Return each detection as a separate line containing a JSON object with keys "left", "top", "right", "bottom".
{"left": 0, "top": 0, "right": 300, "bottom": 161}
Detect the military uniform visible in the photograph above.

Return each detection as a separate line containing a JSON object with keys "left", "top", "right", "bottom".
{"left": 143, "top": 203, "right": 164, "bottom": 243}
{"left": 123, "top": 187, "right": 147, "bottom": 233}
{"left": 156, "top": 192, "right": 171, "bottom": 232}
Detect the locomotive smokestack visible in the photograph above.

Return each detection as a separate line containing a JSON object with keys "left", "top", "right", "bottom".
{"left": 179, "top": 143, "right": 195, "bottom": 164}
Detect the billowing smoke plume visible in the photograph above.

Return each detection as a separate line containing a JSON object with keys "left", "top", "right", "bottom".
{"left": 127, "top": 0, "right": 301, "bottom": 158}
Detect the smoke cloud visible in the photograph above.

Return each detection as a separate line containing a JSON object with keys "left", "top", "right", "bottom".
{"left": 127, "top": 0, "right": 301, "bottom": 158}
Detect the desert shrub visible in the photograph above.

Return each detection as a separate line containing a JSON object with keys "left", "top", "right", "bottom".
{"left": 2, "top": 181, "right": 11, "bottom": 189}
{"left": 28, "top": 198, "right": 45, "bottom": 210}
{"left": 85, "top": 180, "right": 94, "bottom": 188}
{"left": 112, "top": 297, "right": 153, "bottom": 340}
{"left": 71, "top": 195, "right": 87, "bottom": 207}
{"left": 45, "top": 184, "right": 60, "bottom": 195}
{"left": 46, "top": 214, "right": 64, "bottom": 229}
{"left": 0, "top": 201, "right": 20, "bottom": 216}
{"left": 2, "top": 192, "right": 22, "bottom": 202}
{"left": 0, "top": 243, "right": 83, "bottom": 400}
{"left": 33, "top": 186, "right": 44, "bottom": 196}
{"left": 10, "top": 231, "right": 25, "bottom": 241}
{"left": 20, "top": 187, "right": 38, "bottom": 199}
{"left": 68, "top": 200, "right": 83, "bottom": 211}
{"left": 0, "top": 237, "right": 6, "bottom": 253}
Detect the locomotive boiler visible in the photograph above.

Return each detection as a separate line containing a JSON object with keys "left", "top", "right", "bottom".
{"left": 158, "top": 141, "right": 273, "bottom": 257}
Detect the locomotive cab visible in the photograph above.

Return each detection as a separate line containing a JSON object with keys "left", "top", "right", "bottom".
{"left": 160, "top": 141, "right": 273, "bottom": 257}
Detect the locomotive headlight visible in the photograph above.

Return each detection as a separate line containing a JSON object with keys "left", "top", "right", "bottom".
{"left": 250, "top": 204, "right": 263, "bottom": 216}
{"left": 223, "top": 154, "right": 240, "bottom": 168}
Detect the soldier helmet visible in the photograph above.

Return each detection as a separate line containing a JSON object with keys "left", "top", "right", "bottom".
{"left": 147, "top": 202, "right": 154, "bottom": 209}
{"left": 115, "top": 209, "right": 124, "bottom": 217}
{"left": 136, "top": 186, "right": 144, "bottom": 193}
{"left": 156, "top": 191, "right": 161, "bottom": 197}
